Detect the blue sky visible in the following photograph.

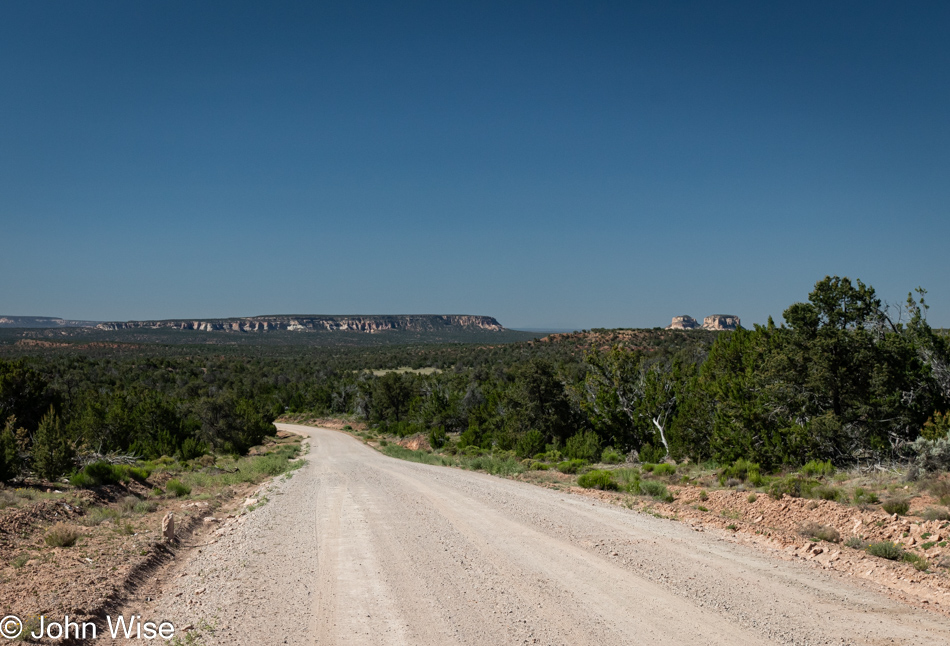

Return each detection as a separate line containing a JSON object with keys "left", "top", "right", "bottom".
{"left": 1, "top": 1, "right": 947, "bottom": 329}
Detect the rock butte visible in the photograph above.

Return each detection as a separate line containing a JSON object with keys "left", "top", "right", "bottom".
{"left": 666, "top": 315, "right": 740, "bottom": 331}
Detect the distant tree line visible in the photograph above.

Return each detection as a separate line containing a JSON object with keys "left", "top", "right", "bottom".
{"left": 1, "top": 276, "right": 947, "bottom": 482}
{"left": 360, "top": 277, "right": 950, "bottom": 468}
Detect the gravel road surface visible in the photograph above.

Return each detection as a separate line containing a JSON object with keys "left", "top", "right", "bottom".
{"left": 110, "top": 424, "right": 950, "bottom": 645}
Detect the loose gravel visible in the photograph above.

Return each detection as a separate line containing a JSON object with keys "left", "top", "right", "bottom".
{"left": 98, "top": 424, "right": 950, "bottom": 645}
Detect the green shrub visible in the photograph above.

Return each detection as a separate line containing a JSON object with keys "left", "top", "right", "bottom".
{"left": 852, "top": 487, "right": 880, "bottom": 505}
{"left": 747, "top": 493, "right": 758, "bottom": 503}
{"left": 483, "top": 456, "right": 525, "bottom": 477}
{"left": 867, "top": 541, "right": 903, "bottom": 560}
{"left": 539, "top": 449, "right": 562, "bottom": 462}
{"left": 799, "top": 521, "right": 841, "bottom": 543}
{"left": 165, "top": 479, "right": 191, "bottom": 497}
{"left": 428, "top": 426, "right": 448, "bottom": 450}
{"left": 134, "top": 500, "right": 158, "bottom": 514}
{"left": 882, "top": 499, "right": 910, "bottom": 516}
{"left": 179, "top": 437, "right": 208, "bottom": 461}
{"left": 697, "top": 505, "right": 709, "bottom": 512}
{"left": 768, "top": 475, "right": 818, "bottom": 499}
{"left": 82, "top": 506, "right": 121, "bottom": 526}
{"left": 642, "top": 463, "right": 655, "bottom": 473}
{"left": 911, "top": 436, "right": 950, "bottom": 473}
{"left": 921, "top": 507, "right": 950, "bottom": 521}
{"left": 639, "top": 479, "right": 673, "bottom": 502}
{"left": 719, "top": 459, "right": 763, "bottom": 486}
{"left": 699, "top": 489, "right": 709, "bottom": 501}
{"left": 124, "top": 466, "right": 151, "bottom": 482}
{"left": 564, "top": 431, "right": 601, "bottom": 462}
{"left": 515, "top": 430, "right": 545, "bottom": 459}
{"left": 88, "top": 461, "right": 122, "bottom": 483}
{"left": 466, "top": 455, "right": 487, "bottom": 470}
{"left": 69, "top": 472, "right": 97, "bottom": 488}
{"left": 459, "top": 453, "right": 525, "bottom": 476}
{"left": 801, "top": 460, "right": 835, "bottom": 478}
{"left": 70, "top": 461, "right": 122, "bottom": 488}
{"left": 44, "top": 523, "right": 80, "bottom": 547}
{"left": 613, "top": 468, "right": 641, "bottom": 492}
{"left": 812, "top": 486, "right": 843, "bottom": 502}
{"left": 652, "top": 463, "right": 676, "bottom": 477}
{"left": 529, "top": 462, "right": 549, "bottom": 471}
{"left": 845, "top": 536, "right": 869, "bottom": 550}
{"left": 601, "top": 447, "right": 623, "bottom": 464}
{"left": 922, "top": 412, "right": 950, "bottom": 441}
{"left": 902, "top": 551, "right": 929, "bottom": 571}
{"left": 638, "top": 443, "right": 665, "bottom": 464}
{"left": 556, "top": 459, "right": 587, "bottom": 474}
{"left": 577, "top": 469, "right": 618, "bottom": 490}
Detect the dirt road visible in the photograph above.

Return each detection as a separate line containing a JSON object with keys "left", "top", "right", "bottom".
{"left": 120, "top": 424, "right": 950, "bottom": 645}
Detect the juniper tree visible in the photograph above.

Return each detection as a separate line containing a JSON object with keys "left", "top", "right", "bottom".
{"left": 32, "top": 407, "right": 75, "bottom": 480}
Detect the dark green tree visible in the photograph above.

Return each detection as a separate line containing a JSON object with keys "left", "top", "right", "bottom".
{"left": 371, "top": 372, "right": 414, "bottom": 423}
{"left": 0, "top": 417, "right": 22, "bottom": 482}
{"left": 782, "top": 276, "right": 883, "bottom": 421}
{"left": 582, "top": 347, "right": 697, "bottom": 458}
{"left": 31, "top": 407, "right": 75, "bottom": 480}
{"left": 0, "top": 360, "right": 58, "bottom": 432}
{"left": 778, "top": 276, "right": 931, "bottom": 460}
{"left": 581, "top": 347, "right": 642, "bottom": 450}
{"left": 196, "top": 396, "right": 274, "bottom": 455}
{"left": 502, "top": 360, "right": 575, "bottom": 448}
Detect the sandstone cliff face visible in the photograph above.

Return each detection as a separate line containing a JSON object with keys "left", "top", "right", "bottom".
{"left": 95, "top": 315, "right": 505, "bottom": 334}
{"left": 667, "top": 315, "right": 700, "bottom": 330}
{"left": 666, "top": 314, "right": 740, "bottom": 331}
{"left": 702, "top": 315, "right": 741, "bottom": 331}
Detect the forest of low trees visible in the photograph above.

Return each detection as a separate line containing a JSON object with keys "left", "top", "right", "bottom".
{"left": 1, "top": 276, "right": 949, "bottom": 481}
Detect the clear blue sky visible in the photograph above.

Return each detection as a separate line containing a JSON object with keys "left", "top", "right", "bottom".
{"left": 1, "top": 1, "right": 947, "bottom": 329}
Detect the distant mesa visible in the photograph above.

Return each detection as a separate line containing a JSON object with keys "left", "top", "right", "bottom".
{"left": 666, "top": 314, "right": 740, "bottom": 331}
{"left": 92, "top": 314, "right": 505, "bottom": 334}
{"left": 0, "top": 314, "right": 505, "bottom": 334}
{"left": 0, "top": 316, "right": 99, "bottom": 328}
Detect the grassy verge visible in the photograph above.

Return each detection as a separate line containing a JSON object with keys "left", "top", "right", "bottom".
{"left": 165, "top": 442, "right": 305, "bottom": 494}
{"left": 379, "top": 443, "right": 525, "bottom": 475}
{"left": 33, "top": 434, "right": 306, "bottom": 540}
{"left": 350, "top": 427, "right": 950, "bottom": 530}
